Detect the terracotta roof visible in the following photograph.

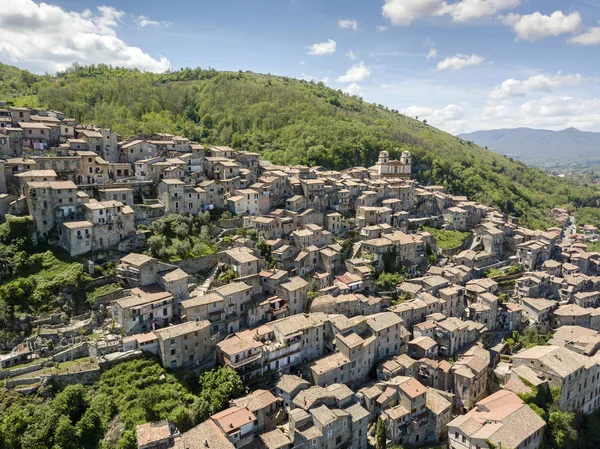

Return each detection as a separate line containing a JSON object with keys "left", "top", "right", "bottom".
{"left": 136, "top": 420, "right": 171, "bottom": 447}
{"left": 211, "top": 406, "right": 257, "bottom": 433}
{"left": 120, "top": 253, "right": 154, "bottom": 266}
{"left": 154, "top": 320, "right": 209, "bottom": 340}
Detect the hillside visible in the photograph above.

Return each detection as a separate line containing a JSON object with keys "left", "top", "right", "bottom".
{"left": 1, "top": 62, "right": 599, "bottom": 228}
{"left": 459, "top": 127, "right": 600, "bottom": 165}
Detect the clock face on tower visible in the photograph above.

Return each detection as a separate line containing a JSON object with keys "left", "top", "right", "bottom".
{"left": 404, "top": 165, "right": 411, "bottom": 173}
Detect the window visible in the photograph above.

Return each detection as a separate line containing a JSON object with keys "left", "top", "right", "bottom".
{"left": 170, "top": 349, "right": 176, "bottom": 356}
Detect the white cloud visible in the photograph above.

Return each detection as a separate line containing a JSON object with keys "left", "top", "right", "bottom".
{"left": 489, "top": 73, "right": 592, "bottom": 99}
{"left": 339, "top": 19, "right": 358, "bottom": 31}
{"left": 382, "top": 0, "right": 520, "bottom": 26}
{"left": 403, "top": 104, "right": 466, "bottom": 133}
{"left": 382, "top": 0, "right": 448, "bottom": 26}
{"left": 306, "top": 39, "right": 337, "bottom": 55}
{"left": 337, "top": 61, "right": 372, "bottom": 82}
{"left": 136, "top": 15, "right": 171, "bottom": 28}
{"left": 436, "top": 54, "right": 483, "bottom": 70}
{"left": 450, "top": 0, "right": 520, "bottom": 22}
{"left": 426, "top": 48, "right": 439, "bottom": 60}
{"left": 502, "top": 11, "right": 582, "bottom": 42}
{"left": 377, "top": 25, "right": 388, "bottom": 31}
{"left": 570, "top": 22, "right": 600, "bottom": 46}
{"left": 0, "top": 0, "right": 170, "bottom": 73}
{"left": 482, "top": 96, "right": 600, "bottom": 130}
{"left": 344, "top": 83, "right": 363, "bottom": 96}
{"left": 346, "top": 51, "right": 357, "bottom": 60}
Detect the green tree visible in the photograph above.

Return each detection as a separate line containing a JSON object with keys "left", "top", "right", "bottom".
{"left": 376, "top": 417, "right": 387, "bottom": 449}
{"left": 549, "top": 410, "right": 578, "bottom": 449}
{"left": 376, "top": 272, "right": 404, "bottom": 292}
{"left": 53, "top": 415, "right": 78, "bottom": 449}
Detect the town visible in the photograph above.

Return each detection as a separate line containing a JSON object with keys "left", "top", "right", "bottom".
{"left": 2, "top": 105, "right": 600, "bottom": 449}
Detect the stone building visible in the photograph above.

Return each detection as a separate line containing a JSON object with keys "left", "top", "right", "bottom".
{"left": 25, "top": 180, "right": 78, "bottom": 238}
{"left": 154, "top": 320, "right": 212, "bottom": 369}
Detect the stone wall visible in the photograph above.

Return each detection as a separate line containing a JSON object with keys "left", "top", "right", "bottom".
{"left": 85, "top": 274, "right": 119, "bottom": 290}
{"left": 218, "top": 217, "right": 244, "bottom": 229}
{"left": 94, "top": 288, "right": 125, "bottom": 306}
{"left": 52, "top": 367, "right": 101, "bottom": 387}
{"left": 118, "top": 231, "right": 147, "bottom": 253}
{"left": 173, "top": 253, "right": 218, "bottom": 275}
{"left": 88, "top": 339, "right": 122, "bottom": 358}
{"left": 5, "top": 375, "right": 43, "bottom": 388}
{"left": 98, "top": 350, "right": 143, "bottom": 369}
{"left": 133, "top": 204, "right": 165, "bottom": 226}
{"left": 0, "top": 362, "right": 43, "bottom": 380}
{"left": 52, "top": 342, "right": 90, "bottom": 363}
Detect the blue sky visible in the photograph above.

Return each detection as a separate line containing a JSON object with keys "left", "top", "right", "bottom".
{"left": 1, "top": 0, "right": 600, "bottom": 134}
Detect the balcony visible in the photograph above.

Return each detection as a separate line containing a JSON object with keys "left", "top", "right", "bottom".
{"left": 227, "top": 351, "right": 262, "bottom": 369}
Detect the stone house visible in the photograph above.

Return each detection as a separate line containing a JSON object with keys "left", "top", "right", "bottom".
{"left": 275, "top": 277, "right": 309, "bottom": 316}
{"left": 356, "top": 206, "right": 392, "bottom": 227}
{"left": 521, "top": 297, "right": 557, "bottom": 325}
{"left": 447, "top": 390, "right": 545, "bottom": 449}
{"left": 111, "top": 287, "right": 174, "bottom": 335}
{"left": 210, "top": 406, "right": 257, "bottom": 448}
{"left": 19, "top": 122, "right": 50, "bottom": 149}
{"left": 232, "top": 389, "right": 279, "bottom": 433}
{"left": 443, "top": 206, "right": 468, "bottom": 231}
{"left": 452, "top": 354, "right": 489, "bottom": 412}
{"left": 512, "top": 345, "right": 600, "bottom": 414}
{"left": 227, "top": 188, "right": 261, "bottom": 216}
{"left": 154, "top": 320, "right": 212, "bottom": 369}
{"left": 82, "top": 200, "right": 135, "bottom": 250}
{"left": 158, "top": 179, "right": 185, "bottom": 214}
{"left": 25, "top": 180, "right": 78, "bottom": 238}
{"left": 98, "top": 187, "right": 134, "bottom": 206}
{"left": 60, "top": 221, "right": 93, "bottom": 256}
{"left": 554, "top": 304, "right": 592, "bottom": 328}
{"left": 216, "top": 330, "right": 264, "bottom": 382}
{"left": 119, "top": 140, "right": 158, "bottom": 164}
{"left": 181, "top": 281, "right": 253, "bottom": 336}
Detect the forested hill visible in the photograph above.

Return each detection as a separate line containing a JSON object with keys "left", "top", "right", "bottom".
{"left": 1, "top": 62, "right": 599, "bottom": 228}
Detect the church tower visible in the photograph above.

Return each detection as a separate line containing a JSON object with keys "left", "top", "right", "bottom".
{"left": 377, "top": 151, "right": 389, "bottom": 175}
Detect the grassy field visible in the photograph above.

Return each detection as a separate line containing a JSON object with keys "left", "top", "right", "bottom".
{"left": 423, "top": 227, "right": 471, "bottom": 250}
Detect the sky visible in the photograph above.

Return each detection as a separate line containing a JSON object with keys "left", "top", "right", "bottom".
{"left": 1, "top": 0, "right": 600, "bottom": 135}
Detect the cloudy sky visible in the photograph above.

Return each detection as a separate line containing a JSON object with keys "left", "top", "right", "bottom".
{"left": 1, "top": 0, "right": 599, "bottom": 134}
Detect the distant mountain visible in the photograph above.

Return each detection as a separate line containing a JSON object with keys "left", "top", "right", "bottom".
{"left": 458, "top": 128, "right": 600, "bottom": 164}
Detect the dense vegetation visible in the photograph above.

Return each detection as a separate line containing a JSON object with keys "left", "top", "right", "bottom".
{"left": 0, "top": 357, "right": 243, "bottom": 449}
{"left": 574, "top": 207, "right": 600, "bottom": 230}
{"left": 506, "top": 327, "right": 552, "bottom": 351}
{"left": 519, "top": 384, "right": 600, "bottom": 449}
{"left": 0, "top": 216, "right": 93, "bottom": 344}
{"left": 143, "top": 213, "right": 217, "bottom": 261}
{"left": 2, "top": 62, "right": 600, "bottom": 228}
